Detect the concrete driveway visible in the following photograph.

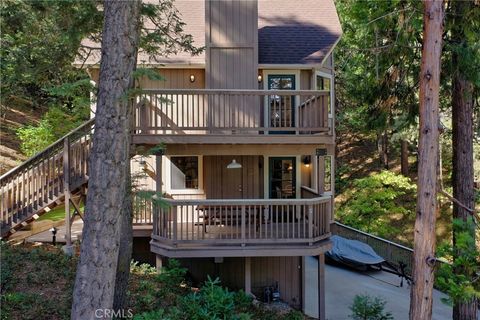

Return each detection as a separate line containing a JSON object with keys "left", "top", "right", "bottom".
{"left": 325, "top": 264, "right": 452, "bottom": 320}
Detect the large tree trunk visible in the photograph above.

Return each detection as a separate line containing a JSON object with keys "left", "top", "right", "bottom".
{"left": 451, "top": 2, "right": 477, "bottom": 319}
{"left": 409, "top": 1, "right": 444, "bottom": 319}
{"left": 71, "top": 1, "right": 141, "bottom": 319}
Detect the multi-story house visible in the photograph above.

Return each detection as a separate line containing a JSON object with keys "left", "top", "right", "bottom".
{"left": 0, "top": 1, "right": 341, "bottom": 318}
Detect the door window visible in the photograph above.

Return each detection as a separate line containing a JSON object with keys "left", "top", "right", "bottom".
{"left": 269, "top": 157, "right": 296, "bottom": 199}
{"left": 268, "top": 75, "right": 295, "bottom": 129}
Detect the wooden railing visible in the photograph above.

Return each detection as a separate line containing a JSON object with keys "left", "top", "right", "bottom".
{"left": 133, "top": 89, "right": 331, "bottom": 135}
{"left": 0, "top": 120, "right": 94, "bottom": 237}
{"left": 152, "top": 196, "right": 331, "bottom": 247}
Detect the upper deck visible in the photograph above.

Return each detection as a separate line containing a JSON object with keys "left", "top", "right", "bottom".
{"left": 132, "top": 89, "right": 334, "bottom": 145}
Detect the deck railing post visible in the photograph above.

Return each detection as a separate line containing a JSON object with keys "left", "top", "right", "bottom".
{"left": 241, "top": 205, "right": 246, "bottom": 246}
{"left": 308, "top": 204, "right": 313, "bottom": 244}
{"left": 63, "top": 137, "right": 72, "bottom": 246}
{"left": 172, "top": 206, "right": 178, "bottom": 245}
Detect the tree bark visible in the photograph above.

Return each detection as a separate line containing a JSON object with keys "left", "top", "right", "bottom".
{"left": 409, "top": 1, "right": 444, "bottom": 320}
{"left": 401, "top": 139, "right": 409, "bottom": 176}
{"left": 71, "top": 1, "right": 141, "bottom": 319}
{"left": 451, "top": 1, "right": 478, "bottom": 318}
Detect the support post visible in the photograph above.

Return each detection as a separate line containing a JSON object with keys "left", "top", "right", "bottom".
{"left": 63, "top": 137, "right": 71, "bottom": 246}
{"left": 318, "top": 253, "right": 325, "bottom": 320}
{"left": 156, "top": 154, "right": 163, "bottom": 235}
{"left": 155, "top": 254, "right": 163, "bottom": 271}
{"left": 245, "top": 257, "right": 251, "bottom": 295}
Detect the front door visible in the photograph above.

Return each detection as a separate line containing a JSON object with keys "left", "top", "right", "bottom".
{"left": 269, "top": 157, "right": 296, "bottom": 199}
{"left": 267, "top": 75, "right": 296, "bottom": 133}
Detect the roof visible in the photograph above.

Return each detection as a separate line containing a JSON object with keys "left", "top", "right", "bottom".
{"left": 78, "top": 0, "right": 341, "bottom": 67}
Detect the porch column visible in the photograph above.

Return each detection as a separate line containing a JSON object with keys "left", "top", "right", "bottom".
{"left": 155, "top": 155, "right": 162, "bottom": 195}
{"left": 155, "top": 254, "right": 163, "bottom": 271}
{"left": 318, "top": 253, "right": 326, "bottom": 320}
{"left": 245, "top": 257, "right": 252, "bottom": 295}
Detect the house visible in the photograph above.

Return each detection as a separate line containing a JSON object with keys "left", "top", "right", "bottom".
{"left": 0, "top": 1, "right": 341, "bottom": 318}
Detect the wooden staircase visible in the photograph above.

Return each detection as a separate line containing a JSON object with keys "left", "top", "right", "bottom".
{"left": 0, "top": 119, "right": 94, "bottom": 238}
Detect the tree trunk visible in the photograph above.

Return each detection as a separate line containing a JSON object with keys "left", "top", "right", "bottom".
{"left": 451, "top": 2, "right": 477, "bottom": 318}
{"left": 382, "top": 130, "right": 389, "bottom": 169}
{"left": 71, "top": 1, "right": 141, "bottom": 319}
{"left": 401, "top": 139, "right": 409, "bottom": 176}
{"left": 409, "top": 1, "right": 443, "bottom": 320}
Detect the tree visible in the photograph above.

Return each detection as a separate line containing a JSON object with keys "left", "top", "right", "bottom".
{"left": 449, "top": 0, "right": 479, "bottom": 318}
{"left": 409, "top": 1, "right": 444, "bottom": 319}
{"left": 70, "top": 1, "right": 141, "bottom": 318}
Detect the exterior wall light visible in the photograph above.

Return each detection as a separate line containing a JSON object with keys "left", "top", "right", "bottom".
{"left": 189, "top": 74, "right": 196, "bottom": 83}
{"left": 257, "top": 74, "right": 263, "bottom": 83}
{"left": 302, "top": 155, "right": 311, "bottom": 167}
{"left": 227, "top": 159, "right": 242, "bottom": 169}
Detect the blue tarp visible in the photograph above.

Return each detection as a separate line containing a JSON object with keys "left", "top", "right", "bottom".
{"left": 326, "top": 235, "right": 385, "bottom": 268}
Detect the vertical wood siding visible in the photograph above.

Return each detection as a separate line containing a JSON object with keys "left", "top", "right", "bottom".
{"left": 203, "top": 156, "right": 263, "bottom": 199}
{"left": 177, "top": 256, "right": 302, "bottom": 309}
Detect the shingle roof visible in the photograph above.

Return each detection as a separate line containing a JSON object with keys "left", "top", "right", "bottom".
{"left": 78, "top": 0, "right": 341, "bottom": 66}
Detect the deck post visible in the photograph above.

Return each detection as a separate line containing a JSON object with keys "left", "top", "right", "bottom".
{"left": 155, "top": 154, "right": 163, "bottom": 235}
{"left": 318, "top": 253, "right": 325, "bottom": 320}
{"left": 245, "top": 257, "right": 251, "bottom": 295}
{"left": 155, "top": 254, "right": 163, "bottom": 271}
{"left": 63, "top": 137, "right": 72, "bottom": 247}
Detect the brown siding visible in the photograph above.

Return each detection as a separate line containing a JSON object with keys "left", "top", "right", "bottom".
{"left": 88, "top": 68, "right": 205, "bottom": 89}
{"left": 139, "top": 68, "right": 205, "bottom": 89}
{"left": 204, "top": 156, "right": 263, "bottom": 199}
{"left": 251, "top": 256, "right": 302, "bottom": 308}
{"left": 300, "top": 70, "right": 312, "bottom": 90}
{"left": 177, "top": 256, "right": 302, "bottom": 309}
{"left": 206, "top": 0, "right": 258, "bottom": 89}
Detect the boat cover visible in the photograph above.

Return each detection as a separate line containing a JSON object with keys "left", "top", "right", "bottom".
{"left": 326, "top": 235, "right": 385, "bottom": 268}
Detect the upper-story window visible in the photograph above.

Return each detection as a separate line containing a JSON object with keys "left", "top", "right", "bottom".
{"left": 170, "top": 156, "right": 199, "bottom": 190}
{"left": 316, "top": 72, "right": 333, "bottom": 118}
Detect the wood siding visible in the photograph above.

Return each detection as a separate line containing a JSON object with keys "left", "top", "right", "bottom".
{"left": 89, "top": 68, "right": 205, "bottom": 89}
{"left": 177, "top": 256, "right": 302, "bottom": 309}
{"left": 206, "top": 0, "right": 258, "bottom": 89}
{"left": 203, "top": 156, "right": 263, "bottom": 199}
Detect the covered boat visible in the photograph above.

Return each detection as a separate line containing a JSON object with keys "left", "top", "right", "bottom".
{"left": 326, "top": 235, "right": 385, "bottom": 270}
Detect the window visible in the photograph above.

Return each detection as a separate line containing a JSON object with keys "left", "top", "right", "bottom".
{"left": 316, "top": 73, "right": 333, "bottom": 118}
{"left": 269, "top": 157, "right": 296, "bottom": 199}
{"left": 170, "top": 156, "right": 199, "bottom": 189}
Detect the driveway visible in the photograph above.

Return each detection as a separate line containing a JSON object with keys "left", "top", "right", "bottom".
{"left": 325, "top": 264, "right": 452, "bottom": 320}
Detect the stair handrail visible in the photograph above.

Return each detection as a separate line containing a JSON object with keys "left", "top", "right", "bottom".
{"left": 0, "top": 118, "right": 95, "bottom": 181}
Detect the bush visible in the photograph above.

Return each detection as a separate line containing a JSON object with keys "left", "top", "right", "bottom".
{"left": 336, "top": 170, "right": 416, "bottom": 238}
{"left": 349, "top": 294, "right": 393, "bottom": 320}
{"left": 17, "top": 106, "right": 87, "bottom": 156}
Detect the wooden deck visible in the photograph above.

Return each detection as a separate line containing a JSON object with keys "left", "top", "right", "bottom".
{"left": 133, "top": 89, "right": 333, "bottom": 144}
{"left": 150, "top": 196, "right": 332, "bottom": 257}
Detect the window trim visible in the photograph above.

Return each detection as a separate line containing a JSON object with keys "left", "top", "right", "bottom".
{"left": 165, "top": 155, "right": 204, "bottom": 195}
{"left": 315, "top": 71, "right": 334, "bottom": 119}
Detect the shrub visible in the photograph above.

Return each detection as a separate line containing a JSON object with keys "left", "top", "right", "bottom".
{"left": 336, "top": 170, "right": 416, "bottom": 238}
{"left": 436, "top": 219, "right": 480, "bottom": 306}
{"left": 349, "top": 294, "right": 393, "bottom": 320}
{"left": 17, "top": 106, "right": 86, "bottom": 156}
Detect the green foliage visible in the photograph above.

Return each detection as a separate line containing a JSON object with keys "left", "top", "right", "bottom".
{"left": 436, "top": 219, "right": 480, "bottom": 306}
{"left": 0, "top": 243, "right": 77, "bottom": 320}
{"left": 337, "top": 171, "right": 416, "bottom": 238}
{"left": 133, "top": 275, "right": 254, "bottom": 320}
{"left": 349, "top": 294, "right": 394, "bottom": 320}
{"left": 16, "top": 106, "right": 86, "bottom": 156}
{"left": 0, "top": 0, "right": 101, "bottom": 111}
